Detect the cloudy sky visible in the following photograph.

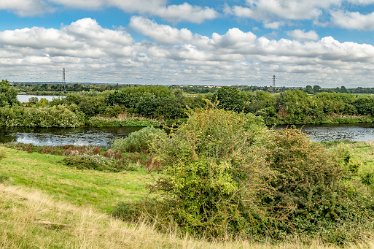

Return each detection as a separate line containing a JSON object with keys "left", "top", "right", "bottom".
{"left": 0, "top": 0, "right": 373, "bottom": 87}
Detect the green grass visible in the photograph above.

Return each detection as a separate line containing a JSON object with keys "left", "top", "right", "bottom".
{"left": 87, "top": 116, "right": 161, "bottom": 127}
{"left": 325, "top": 141, "right": 374, "bottom": 192}
{"left": 0, "top": 146, "right": 151, "bottom": 213}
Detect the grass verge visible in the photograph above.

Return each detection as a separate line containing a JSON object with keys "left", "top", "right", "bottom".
{"left": 0, "top": 146, "right": 150, "bottom": 212}
{"left": 0, "top": 184, "right": 373, "bottom": 249}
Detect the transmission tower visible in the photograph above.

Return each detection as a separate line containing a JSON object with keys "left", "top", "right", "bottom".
{"left": 62, "top": 68, "right": 66, "bottom": 91}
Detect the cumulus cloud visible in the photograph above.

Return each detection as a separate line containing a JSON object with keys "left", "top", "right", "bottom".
{"left": 0, "top": 0, "right": 217, "bottom": 23}
{"left": 287, "top": 30, "right": 319, "bottom": 41}
{"left": 226, "top": 0, "right": 340, "bottom": 26}
{"left": 225, "top": 0, "right": 374, "bottom": 30}
{"left": 347, "top": 0, "right": 374, "bottom": 5}
{"left": 129, "top": 16, "right": 194, "bottom": 44}
{"left": 331, "top": 11, "right": 374, "bottom": 30}
{"left": 0, "top": 18, "right": 374, "bottom": 86}
{"left": 0, "top": 0, "right": 50, "bottom": 16}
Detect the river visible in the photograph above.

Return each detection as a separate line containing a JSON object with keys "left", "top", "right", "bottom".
{"left": 0, "top": 124, "right": 373, "bottom": 147}
{"left": 17, "top": 95, "right": 65, "bottom": 103}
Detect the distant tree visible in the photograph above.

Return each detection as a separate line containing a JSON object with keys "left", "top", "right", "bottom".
{"left": 313, "top": 85, "right": 321, "bottom": 93}
{"left": 305, "top": 85, "right": 313, "bottom": 94}
{"left": 340, "top": 86, "right": 348, "bottom": 93}
{"left": 214, "top": 87, "right": 245, "bottom": 112}
{"left": 0, "top": 80, "right": 18, "bottom": 107}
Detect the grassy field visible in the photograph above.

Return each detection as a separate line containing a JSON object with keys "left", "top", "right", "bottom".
{"left": 0, "top": 147, "right": 150, "bottom": 212}
{"left": 0, "top": 143, "right": 373, "bottom": 249}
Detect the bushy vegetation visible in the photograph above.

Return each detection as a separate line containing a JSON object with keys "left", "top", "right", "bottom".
{"left": 0, "top": 106, "right": 84, "bottom": 128}
{"left": 0, "top": 80, "right": 18, "bottom": 107}
{"left": 213, "top": 87, "right": 374, "bottom": 125}
{"left": 112, "top": 127, "right": 167, "bottom": 153}
{"left": 113, "top": 109, "right": 374, "bottom": 245}
{"left": 3, "top": 81, "right": 374, "bottom": 128}
{"left": 259, "top": 129, "right": 373, "bottom": 243}
{"left": 63, "top": 155, "right": 124, "bottom": 172}
{"left": 87, "top": 116, "right": 160, "bottom": 127}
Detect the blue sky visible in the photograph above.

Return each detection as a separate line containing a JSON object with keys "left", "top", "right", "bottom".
{"left": 0, "top": 0, "right": 373, "bottom": 87}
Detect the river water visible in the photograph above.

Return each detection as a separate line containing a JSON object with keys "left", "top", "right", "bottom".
{"left": 17, "top": 95, "right": 64, "bottom": 103}
{"left": 0, "top": 124, "right": 373, "bottom": 147}
{"left": 0, "top": 127, "right": 142, "bottom": 147}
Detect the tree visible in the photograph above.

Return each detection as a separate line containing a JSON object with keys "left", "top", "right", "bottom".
{"left": 214, "top": 87, "right": 245, "bottom": 112}
{"left": 0, "top": 80, "right": 18, "bottom": 107}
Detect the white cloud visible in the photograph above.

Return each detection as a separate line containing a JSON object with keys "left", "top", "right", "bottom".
{"left": 0, "top": 0, "right": 217, "bottom": 23}
{"left": 227, "top": 0, "right": 341, "bottom": 23}
{"left": 129, "top": 16, "right": 194, "bottom": 44}
{"left": 331, "top": 11, "right": 374, "bottom": 30}
{"left": 0, "top": 18, "right": 374, "bottom": 86}
{"left": 347, "top": 0, "right": 374, "bottom": 5}
{"left": 287, "top": 30, "right": 319, "bottom": 41}
{"left": 0, "top": 0, "right": 50, "bottom": 16}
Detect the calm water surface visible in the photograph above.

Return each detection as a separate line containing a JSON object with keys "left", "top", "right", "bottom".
{"left": 17, "top": 95, "right": 64, "bottom": 103}
{"left": 0, "top": 127, "right": 142, "bottom": 147}
{"left": 300, "top": 124, "right": 374, "bottom": 142}
{"left": 0, "top": 124, "right": 373, "bottom": 147}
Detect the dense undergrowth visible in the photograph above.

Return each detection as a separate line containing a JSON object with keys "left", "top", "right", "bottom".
{"left": 110, "top": 109, "right": 374, "bottom": 245}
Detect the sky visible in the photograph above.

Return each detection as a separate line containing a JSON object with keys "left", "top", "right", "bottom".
{"left": 0, "top": 0, "right": 374, "bottom": 87}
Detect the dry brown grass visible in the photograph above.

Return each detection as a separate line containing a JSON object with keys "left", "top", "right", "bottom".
{"left": 0, "top": 184, "right": 373, "bottom": 249}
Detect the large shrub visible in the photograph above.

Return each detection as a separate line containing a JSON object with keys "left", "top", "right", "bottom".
{"left": 112, "top": 127, "right": 167, "bottom": 153}
{"left": 122, "top": 109, "right": 374, "bottom": 244}
{"left": 149, "top": 109, "right": 269, "bottom": 238}
{"left": 259, "top": 129, "right": 373, "bottom": 242}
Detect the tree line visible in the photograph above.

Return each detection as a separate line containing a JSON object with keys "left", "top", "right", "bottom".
{"left": 1, "top": 80, "right": 374, "bottom": 127}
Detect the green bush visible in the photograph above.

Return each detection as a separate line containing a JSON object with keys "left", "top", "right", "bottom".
{"left": 259, "top": 129, "right": 371, "bottom": 242}
{"left": 118, "top": 109, "right": 374, "bottom": 244}
{"left": 63, "top": 155, "right": 119, "bottom": 172}
{"left": 149, "top": 109, "right": 269, "bottom": 238}
{"left": 87, "top": 116, "right": 160, "bottom": 127}
{"left": 0, "top": 106, "right": 84, "bottom": 128}
{"left": 112, "top": 127, "right": 167, "bottom": 153}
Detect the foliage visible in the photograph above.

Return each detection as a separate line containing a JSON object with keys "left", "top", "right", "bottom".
{"left": 0, "top": 106, "right": 84, "bottom": 128}
{"left": 56, "top": 92, "right": 109, "bottom": 117}
{"left": 112, "top": 127, "right": 167, "bottom": 153}
{"left": 87, "top": 116, "right": 160, "bottom": 127}
{"left": 106, "top": 86, "right": 187, "bottom": 119}
{"left": 149, "top": 109, "right": 269, "bottom": 238}
{"left": 62, "top": 155, "right": 123, "bottom": 172}
{"left": 128, "top": 109, "right": 374, "bottom": 244}
{"left": 0, "top": 80, "right": 18, "bottom": 107}
{"left": 213, "top": 87, "right": 246, "bottom": 112}
{"left": 259, "top": 129, "right": 373, "bottom": 242}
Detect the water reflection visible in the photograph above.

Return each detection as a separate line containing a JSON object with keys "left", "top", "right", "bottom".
{"left": 301, "top": 124, "right": 374, "bottom": 142}
{"left": 0, "top": 124, "right": 373, "bottom": 147}
{"left": 0, "top": 127, "right": 142, "bottom": 147}
{"left": 17, "top": 95, "right": 64, "bottom": 103}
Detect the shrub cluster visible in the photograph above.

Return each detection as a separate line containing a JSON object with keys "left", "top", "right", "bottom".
{"left": 0, "top": 106, "right": 84, "bottom": 128}
{"left": 62, "top": 155, "right": 128, "bottom": 172}
{"left": 112, "top": 127, "right": 167, "bottom": 153}
{"left": 87, "top": 116, "right": 160, "bottom": 128}
{"left": 114, "top": 109, "right": 374, "bottom": 245}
